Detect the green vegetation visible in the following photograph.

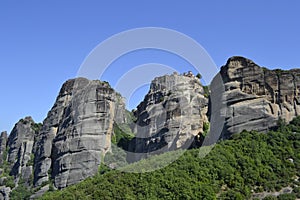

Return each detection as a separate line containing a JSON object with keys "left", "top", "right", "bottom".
{"left": 262, "top": 67, "right": 268, "bottom": 72}
{"left": 196, "top": 73, "right": 202, "bottom": 79}
{"left": 10, "top": 179, "right": 32, "bottom": 200}
{"left": 39, "top": 117, "right": 300, "bottom": 200}
{"left": 126, "top": 110, "right": 136, "bottom": 123}
{"left": 111, "top": 123, "right": 134, "bottom": 150}
{"left": 27, "top": 154, "right": 35, "bottom": 166}
{"left": 203, "top": 122, "right": 210, "bottom": 136}
{"left": 0, "top": 148, "right": 15, "bottom": 189}
{"left": 102, "top": 81, "right": 111, "bottom": 87}
{"left": 203, "top": 85, "right": 210, "bottom": 98}
{"left": 275, "top": 69, "right": 284, "bottom": 76}
{"left": 31, "top": 122, "right": 42, "bottom": 133}
{"left": 107, "top": 122, "right": 135, "bottom": 168}
{"left": 277, "top": 193, "right": 297, "bottom": 200}
{"left": 159, "top": 96, "right": 164, "bottom": 102}
{"left": 1, "top": 174, "right": 15, "bottom": 188}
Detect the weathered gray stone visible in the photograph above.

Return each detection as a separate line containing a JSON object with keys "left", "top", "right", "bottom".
{"left": 7, "top": 117, "right": 36, "bottom": 186}
{"left": 0, "top": 132, "right": 7, "bottom": 166}
{"left": 51, "top": 79, "right": 122, "bottom": 189}
{"left": 129, "top": 72, "right": 208, "bottom": 161}
{"left": 32, "top": 78, "right": 127, "bottom": 189}
{"left": 4, "top": 56, "right": 300, "bottom": 193}
{"left": 215, "top": 56, "right": 300, "bottom": 138}
{"left": 0, "top": 178, "right": 6, "bottom": 186}
{"left": 33, "top": 78, "right": 77, "bottom": 187}
{"left": 0, "top": 186, "right": 10, "bottom": 200}
{"left": 30, "top": 185, "right": 49, "bottom": 199}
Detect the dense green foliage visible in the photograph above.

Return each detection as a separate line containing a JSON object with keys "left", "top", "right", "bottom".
{"left": 31, "top": 122, "right": 43, "bottom": 133}
{"left": 39, "top": 117, "right": 300, "bottom": 200}
{"left": 0, "top": 148, "right": 15, "bottom": 189}
{"left": 10, "top": 179, "right": 33, "bottom": 200}
{"left": 111, "top": 123, "right": 134, "bottom": 150}
{"left": 203, "top": 85, "right": 210, "bottom": 98}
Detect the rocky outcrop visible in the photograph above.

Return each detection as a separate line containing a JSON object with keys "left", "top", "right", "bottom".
{"left": 33, "top": 78, "right": 76, "bottom": 187}
{"left": 7, "top": 117, "right": 36, "bottom": 186}
{"left": 129, "top": 72, "right": 208, "bottom": 161}
{"left": 0, "top": 186, "right": 11, "bottom": 200}
{"left": 1, "top": 56, "right": 300, "bottom": 197}
{"left": 0, "top": 78, "right": 128, "bottom": 198}
{"left": 52, "top": 79, "right": 122, "bottom": 189}
{"left": 215, "top": 56, "right": 300, "bottom": 138}
{"left": 34, "top": 78, "right": 127, "bottom": 189}
{"left": 0, "top": 79, "right": 128, "bottom": 198}
{"left": 0, "top": 132, "right": 7, "bottom": 166}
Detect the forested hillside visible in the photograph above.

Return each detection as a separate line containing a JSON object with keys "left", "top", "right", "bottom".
{"left": 37, "top": 117, "right": 300, "bottom": 200}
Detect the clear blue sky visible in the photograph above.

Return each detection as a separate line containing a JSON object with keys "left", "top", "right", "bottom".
{"left": 0, "top": 1, "right": 299, "bottom": 133}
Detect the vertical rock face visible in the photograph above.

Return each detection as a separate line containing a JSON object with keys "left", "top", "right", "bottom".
{"left": 33, "top": 78, "right": 127, "bottom": 189}
{"left": 52, "top": 80, "right": 119, "bottom": 189}
{"left": 33, "top": 78, "right": 76, "bottom": 187}
{"left": 0, "top": 187, "right": 10, "bottom": 200}
{"left": 215, "top": 56, "right": 300, "bottom": 138}
{"left": 0, "top": 116, "right": 40, "bottom": 199}
{"left": 0, "top": 132, "right": 7, "bottom": 166}
{"left": 130, "top": 72, "right": 208, "bottom": 161}
{"left": 7, "top": 117, "right": 36, "bottom": 185}
{"left": 2, "top": 56, "right": 300, "bottom": 196}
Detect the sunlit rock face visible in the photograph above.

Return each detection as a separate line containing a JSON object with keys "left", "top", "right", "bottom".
{"left": 33, "top": 78, "right": 127, "bottom": 189}
{"left": 129, "top": 72, "right": 209, "bottom": 161}
{"left": 215, "top": 56, "right": 300, "bottom": 139}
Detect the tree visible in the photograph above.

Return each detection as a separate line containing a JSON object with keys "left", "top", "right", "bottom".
{"left": 196, "top": 73, "right": 202, "bottom": 79}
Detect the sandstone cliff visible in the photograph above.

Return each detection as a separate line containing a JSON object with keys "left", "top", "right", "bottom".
{"left": 214, "top": 56, "right": 300, "bottom": 138}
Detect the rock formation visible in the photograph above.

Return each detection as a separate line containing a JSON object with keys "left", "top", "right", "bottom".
{"left": 0, "top": 187, "right": 10, "bottom": 200}
{"left": 0, "top": 132, "right": 7, "bottom": 166}
{"left": 0, "top": 77, "right": 128, "bottom": 199}
{"left": 34, "top": 78, "right": 127, "bottom": 189}
{"left": 129, "top": 72, "right": 209, "bottom": 161}
{"left": 1, "top": 56, "right": 300, "bottom": 198}
{"left": 7, "top": 117, "right": 36, "bottom": 186}
{"left": 0, "top": 117, "right": 39, "bottom": 200}
{"left": 214, "top": 56, "right": 300, "bottom": 138}
{"left": 0, "top": 132, "right": 9, "bottom": 200}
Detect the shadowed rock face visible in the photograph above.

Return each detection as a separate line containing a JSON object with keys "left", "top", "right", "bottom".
{"left": 0, "top": 118, "right": 38, "bottom": 199}
{"left": 33, "top": 78, "right": 127, "bottom": 189}
{"left": 216, "top": 56, "right": 300, "bottom": 138}
{"left": 129, "top": 73, "right": 209, "bottom": 161}
{"left": 0, "top": 132, "right": 7, "bottom": 166}
{"left": 7, "top": 117, "right": 36, "bottom": 186}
